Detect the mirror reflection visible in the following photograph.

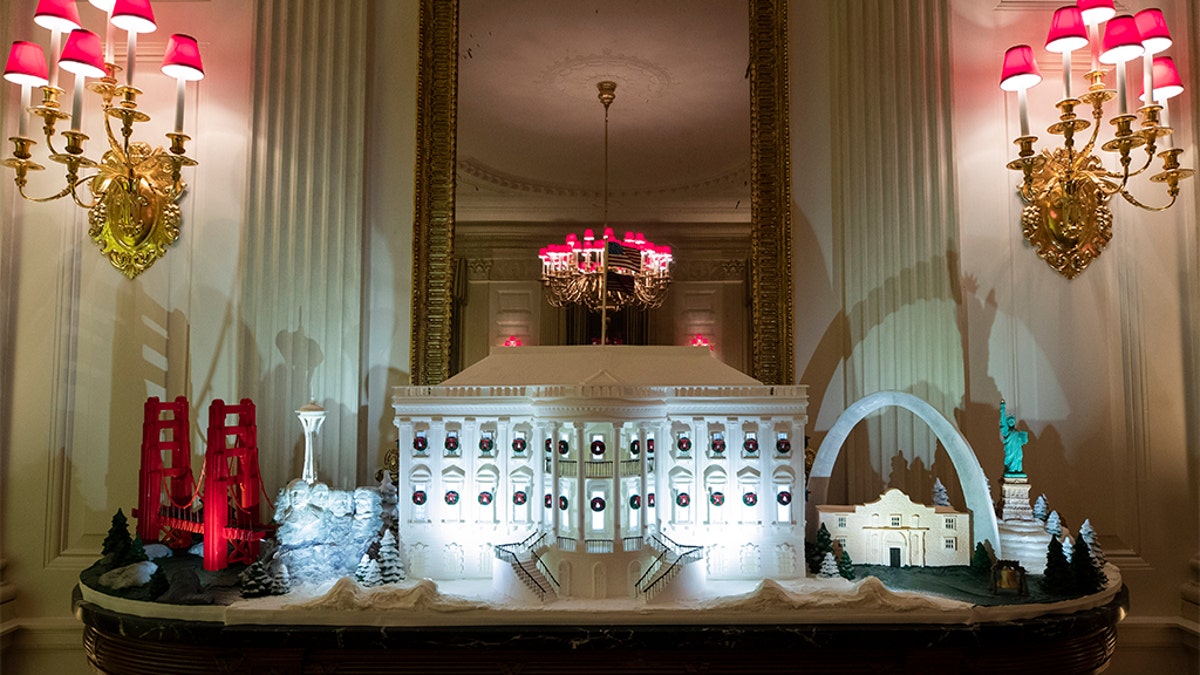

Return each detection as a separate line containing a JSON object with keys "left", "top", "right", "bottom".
{"left": 453, "top": 0, "right": 752, "bottom": 374}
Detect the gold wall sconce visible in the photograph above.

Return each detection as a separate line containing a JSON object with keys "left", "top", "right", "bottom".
{"left": 3, "top": 0, "right": 204, "bottom": 279}
{"left": 1000, "top": 2, "right": 1191, "bottom": 279}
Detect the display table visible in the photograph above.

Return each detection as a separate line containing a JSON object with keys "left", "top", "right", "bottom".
{"left": 75, "top": 584, "right": 1127, "bottom": 675}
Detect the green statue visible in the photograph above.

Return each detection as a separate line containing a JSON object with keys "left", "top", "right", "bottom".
{"left": 999, "top": 399, "right": 1028, "bottom": 476}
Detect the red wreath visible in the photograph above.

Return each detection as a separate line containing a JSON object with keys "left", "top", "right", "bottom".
{"left": 445, "top": 490, "right": 459, "bottom": 505}
{"left": 590, "top": 496, "right": 606, "bottom": 512}
{"left": 648, "top": 493, "right": 656, "bottom": 507}
{"left": 743, "top": 492, "right": 758, "bottom": 507}
{"left": 630, "top": 495, "right": 641, "bottom": 509}
{"left": 512, "top": 437, "right": 528, "bottom": 453}
{"left": 676, "top": 492, "right": 691, "bottom": 507}
{"left": 513, "top": 490, "right": 527, "bottom": 505}
{"left": 413, "top": 436, "right": 428, "bottom": 452}
{"left": 710, "top": 492, "right": 725, "bottom": 506}
{"left": 479, "top": 437, "right": 495, "bottom": 453}
{"left": 677, "top": 437, "right": 692, "bottom": 452}
{"left": 544, "top": 493, "right": 553, "bottom": 508}
{"left": 744, "top": 437, "right": 759, "bottom": 453}
{"left": 558, "top": 439, "right": 569, "bottom": 455}
{"left": 647, "top": 439, "right": 655, "bottom": 453}
{"left": 776, "top": 438, "right": 792, "bottom": 454}
{"left": 630, "top": 440, "right": 641, "bottom": 455}
{"left": 544, "top": 438, "right": 552, "bottom": 453}
{"left": 591, "top": 439, "right": 606, "bottom": 456}
{"left": 712, "top": 439, "right": 726, "bottom": 454}
{"left": 777, "top": 490, "right": 792, "bottom": 505}
{"left": 478, "top": 491, "right": 493, "bottom": 506}
{"left": 445, "top": 436, "right": 460, "bottom": 452}
{"left": 412, "top": 490, "right": 427, "bottom": 505}
{"left": 558, "top": 495, "right": 568, "bottom": 510}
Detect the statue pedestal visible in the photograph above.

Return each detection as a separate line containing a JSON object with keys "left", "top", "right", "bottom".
{"left": 1001, "top": 476, "right": 1033, "bottom": 522}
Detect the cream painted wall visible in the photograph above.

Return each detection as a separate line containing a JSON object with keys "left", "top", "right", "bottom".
{"left": 791, "top": 0, "right": 1197, "bottom": 669}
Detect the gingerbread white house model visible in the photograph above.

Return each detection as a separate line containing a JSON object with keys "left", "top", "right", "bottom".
{"left": 816, "top": 488, "right": 971, "bottom": 568}
{"left": 392, "top": 346, "right": 808, "bottom": 598}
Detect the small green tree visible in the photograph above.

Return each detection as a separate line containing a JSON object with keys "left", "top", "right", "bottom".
{"left": 807, "top": 523, "right": 834, "bottom": 574}
{"left": 836, "top": 549, "right": 855, "bottom": 580}
{"left": 971, "top": 541, "right": 994, "bottom": 576}
{"left": 1041, "top": 536, "right": 1072, "bottom": 594}
{"left": 101, "top": 509, "right": 134, "bottom": 564}
{"left": 123, "top": 536, "right": 149, "bottom": 567}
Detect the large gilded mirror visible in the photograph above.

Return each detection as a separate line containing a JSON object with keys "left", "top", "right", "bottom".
{"left": 411, "top": 0, "right": 792, "bottom": 386}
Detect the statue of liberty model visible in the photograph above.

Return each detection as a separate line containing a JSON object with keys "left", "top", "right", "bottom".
{"left": 999, "top": 399, "right": 1028, "bottom": 477}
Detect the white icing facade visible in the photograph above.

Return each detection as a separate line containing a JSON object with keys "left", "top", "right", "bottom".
{"left": 816, "top": 489, "right": 970, "bottom": 568}
{"left": 392, "top": 346, "right": 808, "bottom": 598}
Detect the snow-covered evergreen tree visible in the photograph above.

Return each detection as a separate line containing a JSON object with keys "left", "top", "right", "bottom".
{"left": 270, "top": 562, "right": 291, "bottom": 595}
{"left": 1032, "top": 494, "right": 1049, "bottom": 522}
{"left": 240, "top": 560, "right": 274, "bottom": 598}
{"left": 1079, "top": 518, "right": 1107, "bottom": 568}
{"left": 1044, "top": 510, "right": 1063, "bottom": 537}
{"left": 932, "top": 478, "right": 950, "bottom": 507}
{"left": 1070, "top": 537, "right": 1106, "bottom": 594}
{"left": 378, "top": 471, "right": 399, "bottom": 533}
{"left": 818, "top": 552, "right": 839, "bottom": 579}
{"left": 356, "top": 557, "right": 383, "bottom": 587}
{"left": 836, "top": 549, "right": 855, "bottom": 580}
{"left": 378, "top": 530, "right": 405, "bottom": 583}
{"left": 1061, "top": 534, "right": 1074, "bottom": 563}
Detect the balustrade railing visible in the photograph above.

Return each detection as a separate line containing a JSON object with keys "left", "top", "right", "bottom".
{"left": 559, "top": 460, "right": 577, "bottom": 477}
{"left": 585, "top": 461, "right": 613, "bottom": 478}
{"left": 634, "top": 532, "right": 703, "bottom": 599}
{"left": 495, "top": 530, "right": 558, "bottom": 599}
{"left": 585, "top": 539, "right": 614, "bottom": 554}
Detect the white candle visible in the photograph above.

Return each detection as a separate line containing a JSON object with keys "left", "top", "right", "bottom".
{"left": 1115, "top": 60, "right": 1127, "bottom": 115}
{"left": 1143, "top": 55, "right": 1153, "bottom": 111}
{"left": 1018, "top": 88, "right": 1030, "bottom": 137}
{"left": 49, "top": 30, "right": 62, "bottom": 89}
{"left": 1160, "top": 98, "right": 1172, "bottom": 147}
{"left": 70, "top": 73, "right": 84, "bottom": 132}
{"left": 174, "top": 78, "right": 185, "bottom": 133}
{"left": 18, "top": 85, "right": 31, "bottom": 137}
{"left": 1062, "top": 50, "right": 1072, "bottom": 100}
{"left": 125, "top": 30, "right": 137, "bottom": 87}
{"left": 104, "top": 8, "right": 114, "bottom": 65}
{"left": 1087, "top": 24, "right": 1100, "bottom": 72}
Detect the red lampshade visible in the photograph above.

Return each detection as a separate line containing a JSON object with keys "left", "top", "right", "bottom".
{"left": 4, "top": 41, "right": 49, "bottom": 86}
{"left": 161, "top": 34, "right": 204, "bottom": 80}
{"left": 1134, "top": 9, "right": 1171, "bottom": 55}
{"left": 58, "top": 30, "right": 106, "bottom": 79}
{"left": 34, "top": 0, "right": 82, "bottom": 33}
{"left": 88, "top": 0, "right": 118, "bottom": 11}
{"left": 1046, "top": 6, "right": 1088, "bottom": 53}
{"left": 1141, "top": 56, "right": 1184, "bottom": 102}
{"left": 1099, "top": 15, "right": 1143, "bottom": 65}
{"left": 1000, "top": 45, "right": 1042, "bottom": 91}
{"left": 1076, "top": 0, "right": 1115, "bottom": 26}
{"left": 111, "top": 0, "right": 157, "bottom": 34}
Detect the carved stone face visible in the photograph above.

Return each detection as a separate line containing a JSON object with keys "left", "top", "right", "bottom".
{"left": 309, "top": 482, "right": 330, "bottom": 509}
{"left": 289, "top": 480, "right": 311, "bottom": 510}
{"left": 353, "top": 487, "right": 381, "bottom": 516}
{"left": 329, "top": 491, "right": 353, "bottom": 517}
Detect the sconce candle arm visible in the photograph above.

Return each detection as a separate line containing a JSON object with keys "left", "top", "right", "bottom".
{"left": 1118, "top": 188, "right": 1178, "bottom": 212}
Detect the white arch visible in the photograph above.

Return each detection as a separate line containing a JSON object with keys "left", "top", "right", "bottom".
{"left": 808, "top": 391, "right": 1001, "bottom": 557}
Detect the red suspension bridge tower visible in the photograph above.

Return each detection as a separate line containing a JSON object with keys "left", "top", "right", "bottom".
{"left": 134, "top": 397, "right": 275, "bottom": 571}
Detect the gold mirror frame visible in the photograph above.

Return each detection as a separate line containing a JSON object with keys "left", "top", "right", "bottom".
{"left": 411, "top": 0, "right": 793, "bottom": 386}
